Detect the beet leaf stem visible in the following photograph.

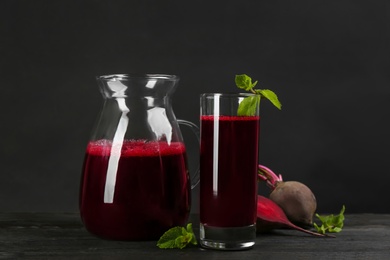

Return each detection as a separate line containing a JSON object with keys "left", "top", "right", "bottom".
{"left": 258, "top": 164, "right": 283, "bottom": 190}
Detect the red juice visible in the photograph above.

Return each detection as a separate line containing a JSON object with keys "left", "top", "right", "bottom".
{"left": 200, "top": 115, "right": 259, "bottom": 227}
{"left": 80, "top": 140, "right": 191, "bottom": 240}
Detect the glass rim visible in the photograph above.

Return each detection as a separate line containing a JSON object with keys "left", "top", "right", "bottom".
{"left": 97, "top": 73, "right": 179, "bottom": 81}
{"left": 200, "top": 92, "right": 259, "bottom": 98}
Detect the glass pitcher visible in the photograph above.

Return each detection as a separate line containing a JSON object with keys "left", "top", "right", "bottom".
{"left": 79, "top": 74, "right": 199, "bottom": 240}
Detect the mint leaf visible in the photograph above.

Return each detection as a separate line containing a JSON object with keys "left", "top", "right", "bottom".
{"left": 235, "top": 74, "right": 282, "bottom": 116}
{"left": 314, "top": 205, "right": 345, "bottom": 234}
{"left": 256, "top": 89, "right": 282, "bottom": 110}
{"left": 185, "top": 223, "right": 197, "bottom": 245}
{"left": 157, "top": 226, "right": 183, "bottom": 249}
{"left": 157, "top": 223, "right": 197, "bottom": 249}
{"left": 237, "top": 95, "right": 260, "bottom": 116}
{"left": 235, "top": 74, "right": 258, "bottom": 91}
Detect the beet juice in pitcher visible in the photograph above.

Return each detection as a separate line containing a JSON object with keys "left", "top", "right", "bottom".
{"left": 80, "top": 74, "right": 199, "bottom": 240}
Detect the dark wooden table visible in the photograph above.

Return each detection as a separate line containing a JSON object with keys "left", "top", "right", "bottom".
{"left": 1, "top": 213, "right": 390, "bottom": 259}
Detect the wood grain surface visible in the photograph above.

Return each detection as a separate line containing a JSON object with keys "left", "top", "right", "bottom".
{"left": 1, "top": 213, "right": 390, "bottom": 259}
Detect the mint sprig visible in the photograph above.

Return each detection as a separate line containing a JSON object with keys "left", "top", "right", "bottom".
{"left": 314, "top": 205, "right": 346, "bottom": 234}
{"left": 237, "top": 95, "right": 260, "bottom": 117}
{"left": 235, "top": 74, "right": 282, "bottom": 116}
{"left": 157, "top": 223, "right": 197, "bottom": 249}
{"left": 235, "top": 74, "right": 258, "bottom": 91}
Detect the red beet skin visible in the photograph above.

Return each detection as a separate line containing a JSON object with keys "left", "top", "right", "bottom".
{"left": 256, "top": 195, "right": 330, "bottom": 237}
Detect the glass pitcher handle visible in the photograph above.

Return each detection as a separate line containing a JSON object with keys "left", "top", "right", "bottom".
{"left": 177, "top": 119, "right": 200, "bottom": 189}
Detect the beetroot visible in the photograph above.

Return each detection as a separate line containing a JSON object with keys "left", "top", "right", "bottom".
{"left": 256, "top": 195, "right": 331, "bottom": 237}
{"left": 258, "top": 165, "right": 317, "bottom": 227}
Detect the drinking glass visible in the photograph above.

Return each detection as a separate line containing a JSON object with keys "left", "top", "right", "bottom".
{"left": 199, "top": 93, "right": 260, "bottom": 250}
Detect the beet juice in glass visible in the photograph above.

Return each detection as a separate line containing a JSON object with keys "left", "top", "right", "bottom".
{"left": 199, "top": 93, "right": 260, "bottom": 250}
{"left": 79, "top": 74, "right": 199, "bottom": 240}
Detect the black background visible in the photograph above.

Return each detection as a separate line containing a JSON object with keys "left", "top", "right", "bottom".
{"left": 1, "top": 0, "right": 389, "bottom": 214}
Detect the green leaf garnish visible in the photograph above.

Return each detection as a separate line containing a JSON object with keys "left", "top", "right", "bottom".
{"left": 256, "top": 89, "right": 282, "bottom": 110}
{"left": 313, "top": 205, "right": 345, "bottom": 234}
{"left": 235, "top": 74, "right": 282, "bottom": 116}
{"left": 157, "top": 223, "right": 197, "bottom": 249}
{"left": 235, "top": 74, "right": 258, "bottom": 91}
{"left": 237, "top": 95, "right": 261, "bottom": 116}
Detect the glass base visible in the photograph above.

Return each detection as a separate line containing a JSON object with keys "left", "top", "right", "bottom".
{"left": 199, "top": 223, "right": 256, "bottom": 250}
